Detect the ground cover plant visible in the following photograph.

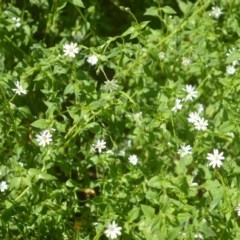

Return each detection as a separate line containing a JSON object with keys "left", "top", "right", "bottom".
{"left": 1, "top": 0, "right": 240, "bottom": 239}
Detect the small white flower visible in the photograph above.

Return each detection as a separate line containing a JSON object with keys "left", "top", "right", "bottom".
{"left": 103, "top": 79, "right": 119, "bottom": 92}
{"left": 172, "top": 99, "right": 183, "bottom": 113}
{"left": 36, "top": 129, "right": 52, "bottom": 147}
{"left": 158, "top": 51, "right": 165, "bottom": 60}
{"left": 206, "top": 149, "right": 224, "bottom": 168}
{"left": 236, "top": 205, "right": 240, "bottom": 216}
{"left": 12, "top": 81, "right": 27, "bottom": 95}
{"left": 193, "top": 117, "right": 208, "bottom": 131}
{"left": 104, "top": 221, "right": 122, "bottom": 239}
{"left": 128, "top": 154, "right": 138, "bottom": 165}
{"left": 12, "top": 17, "right": 21, "bottom": 28}
{"left": 182, "top": 57, "right": 191, "bottom": 67}
{"left": 87, "top": 55, "right": 98, "bottom": 65}
{"left": 63, "top": 42, "right": 79, "bottom": 58}
{"left": 188, "top": 111, "right": 200, "bottom": 124}
{"left": 93, "top": 139, "right": 106, "bottom": 153}
{"left": 0, "top": 181, "right": 8, "bottom": 192}
{"left": 182, "top": 85, "right": 197, "bottom": 101}
{"left": 209, "top": 6, "right": 223, "bottom": 19}
{"left": 226, "top": 65, "right": 236, "bottom": 75}
{"left": 177, "top": 144, "right": 192, "bottom": 157}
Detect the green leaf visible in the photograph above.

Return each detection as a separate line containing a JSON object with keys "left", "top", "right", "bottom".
{"left": 127, "top": 207, "right": 140, "bottom": 222}
{"left": 66, "top": 179, "right": 79, "bottom": 188}
{"left": 147, "top": 176, "right": 162, "bottom": 189}
{"left": 200, "top": 223, "right": 216, "bottom": 237}
{"left": 88, "top": 99, "right": 107, "bottom": 111}
{"left": 141, "top": 204, "right": 155, "bottom": 218}
{"left": 144, "top": 7, "right": 159, "bottom": 17}
{"left": 70, "top": 0, "right": 84, "bottom": 8}
{"left": 177, "top": 0, "right": 193, "bottom": 15}
{"left": 226, "top": 50, "right": 240, "bottom": 64}
{"left": 217, "top": 121, "right": 235, "bottom": 134}
{"left": 161, "top": 6, "right": 177, "bottom": 14}
{"left": 31, "top": 119, "right": 49, "bottom": 129}
{"left": 28, "top": 169, "right": 57, "bottom": 181}
{"left": 121, "top": 26, "right": 135, "bottom": 37}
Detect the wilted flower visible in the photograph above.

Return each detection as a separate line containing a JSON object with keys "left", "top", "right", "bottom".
{"left": 12, "top": 81, "right": 27, "bottom": 95}
{"left": 158, "top": 51, "right": 165, "bottom": 60}
{"left": 197, "top": 104, "right": 204, "bottom": 113}
{"left": 103, "top": 79, "right": 119, "bottom": 92}
{"left": 206, "top": 149, "right": 224, "bottom": 168}
{"left": 104, "top": 221, "right": 122, "bottom": 239}
{"left": 194, "top": 233, "right": 204, "bottom": 239}
{"left": 36, "top": 129, "right": 52, "bottom": 147}
{"left": 63, "top": 42, "right": 79, "bottom": 58}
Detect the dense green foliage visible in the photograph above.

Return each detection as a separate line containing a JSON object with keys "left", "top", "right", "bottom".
{"left": 1, "top": 0, "right": 240, "bottom": 239}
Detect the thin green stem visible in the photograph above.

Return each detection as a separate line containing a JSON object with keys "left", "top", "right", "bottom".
{"left": 15, "top": 186, "right": 30, "bottom": 202}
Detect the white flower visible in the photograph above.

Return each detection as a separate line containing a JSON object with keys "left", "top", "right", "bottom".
{"left": 206, "top": 149, "right": 224, "bottom": 168}
{"left": 104, "top": 221, "right": 122, "bottom": 239}
{"left": 182, "top": 57, "right": 191, "bottom": 67}
{"left": 172, "top": 99, "right": 183, "bottom": 113}
{"left": 193, "top": 117, "right": 208, "bottom": 131}
{"left": 63, "top": 42, "right": 79, "bottom": 58}
{"left": 158, "top": 51, "right": 165, "bottom": 60}
{"left": 177, "top": 144, "right": 192, "bottom": 157}
{"left": 87, "top": 55, "right": 98, "bottom": 65}
{"left": 226, "top": 65, "right": 236, "bottom": 75}
{"left": 12, "top": 81, "right": 27, "bottom": 95}
{"left": 128, "top": 154, "right": 138, "bottom": 165}
{"left": 188, "top": 111, "right": 200, "bottom": 124}
{"left": 12, "top": 17, "right": 21, "bottom": 28}
{"left": 209, "top": 6, "right": 223, "bottom": 19}
{"left": 182, "top": 85, "right": 197, "bottom": 101}
{"left": 103, "top": 79, "right": 119, "bottom": 92}
{"left": 236, "top": 205, "right": 240, "bottom": 216}
{"left": 36, "top": 129, "right": 52, "bottom": 147}
{"left": 0, "top": 181, "right": 8, "bottom": 192}
{"left": 93, "top": 139, "right": 106, "bottom": 153}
